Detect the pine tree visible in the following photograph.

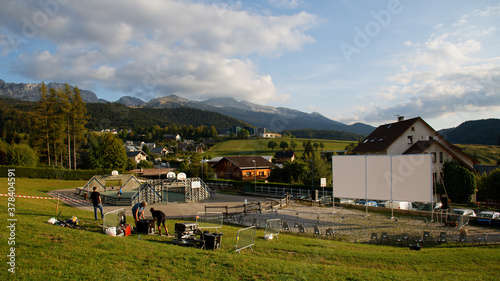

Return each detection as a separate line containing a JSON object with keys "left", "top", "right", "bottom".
{"left": 33, "top": 83, "right": 52, "bottom": 165}
{"left": 70, "top": 86, "right": 88, "bottom": 169}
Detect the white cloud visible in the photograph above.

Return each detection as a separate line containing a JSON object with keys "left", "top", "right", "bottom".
{"left": 269, "top": 0, "right": 304, "bottom": 9}
{"left": 362, "top": 5, "right": 500, "bottom": 124}
{"left": 0, "top": 0, "right": 316, "bottom": 103}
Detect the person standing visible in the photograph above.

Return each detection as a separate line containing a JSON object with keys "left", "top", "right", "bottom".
{"left": 118, "top": 187, "right": 122, "bottom": 201}
{"left": 90, "top": 187, "right": 104, "bottom": 220}
{"left": 150, "top": 208, "right": 169, "bottom": 236}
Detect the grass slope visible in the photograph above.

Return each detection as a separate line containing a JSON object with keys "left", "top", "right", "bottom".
{"left": 206, "top": 138, "right": 355, "bottom": 158}
{"left": 1, "top": 178, "right": 500, "bottom": 280}
{"left": 455, "top": 144, "right": 500, "bottom": 165}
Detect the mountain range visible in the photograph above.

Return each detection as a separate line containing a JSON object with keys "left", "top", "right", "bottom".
{"left": 0, "top": 80, "right": 374, "bottom": 135}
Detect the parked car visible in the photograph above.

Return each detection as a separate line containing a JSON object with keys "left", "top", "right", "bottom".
{"left": 452, "top": 208, "right": 476, "bottom": 217}
{"left": 356, "top": 200, "right": 378, "bottom": 207}
{"left": 476, "top": 211, "right": 500, "bottom": 226}
{"left": 417, "top": 202, "right": 442, "bottom": 211}
{"left": 478, "top": 211, "right": 500, "bottom": 219}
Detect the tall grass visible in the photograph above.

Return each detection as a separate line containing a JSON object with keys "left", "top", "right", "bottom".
{"left": 1, "top": 178, "right": 499, "bottom": 280}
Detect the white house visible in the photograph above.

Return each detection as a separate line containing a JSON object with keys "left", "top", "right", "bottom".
{"left": 353, "top": 116, "right": 478, "bottom": 182}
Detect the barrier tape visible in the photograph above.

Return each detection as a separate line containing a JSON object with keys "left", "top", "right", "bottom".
{"left": 0, "top": 194, "right": 89, "bottom": 203}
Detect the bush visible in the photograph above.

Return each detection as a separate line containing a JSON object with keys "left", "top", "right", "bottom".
{"left": 0, "top": 166, "right": 102, "bottom": 180}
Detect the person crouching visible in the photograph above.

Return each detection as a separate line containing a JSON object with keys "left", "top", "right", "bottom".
{"left": 150, "top": 208, "right": 169, "bottom": 236}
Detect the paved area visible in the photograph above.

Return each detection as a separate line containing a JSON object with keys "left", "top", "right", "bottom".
{"left": 49, "top": 188, "right": 500, "bottom": 245}
{"left": 48, "top": 188, "right": 267, "bottom": 219}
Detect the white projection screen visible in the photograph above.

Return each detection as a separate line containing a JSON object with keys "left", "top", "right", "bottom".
{"left": 333, "top": 154, "right": 432, "bottom": 202}
{"left": 332, "top": 156, "right": 366, "bottom": 199}
{"left": 366, "top": 156, "right": 392, "bottom": 201}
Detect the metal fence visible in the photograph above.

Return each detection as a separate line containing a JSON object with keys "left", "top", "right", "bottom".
{"left": 196, "top": 212, "right": 223, "bottom": 232}
{"left": 102, "top": 208, "right": 126, "bottom": 233}
{"left": 265, "top": 218, "right": 282, "bottom": 238}
{"left": 235, "top": 226, "right": 256, "bottom": 254}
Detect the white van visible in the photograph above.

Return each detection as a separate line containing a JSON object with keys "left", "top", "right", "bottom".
{"left": 385, "top": 201, "right": 414, "bottom": 210}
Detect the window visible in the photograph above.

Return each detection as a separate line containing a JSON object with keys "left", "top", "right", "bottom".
{"left": 411, "top": 127, "right": 415, "bottom": 131}
{"left": 245, "top": 172, "right": 251, "bottom": 177}
{"left": 429, "top": 136, "right": 434, "bottom": 140}
{"left": 407, "top": 136, "right": 413, "bottom": 144}
{"left": 439, "top": 152, "right": 443, "bottom": 163}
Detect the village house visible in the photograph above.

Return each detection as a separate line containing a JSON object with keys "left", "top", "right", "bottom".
{"left": 126, "top": 151, "right": 148, "bottom": 163}
{"left": 274, "top": 151, "right": 296, "bottom": 164}
{"left": 211, "top": 156, "right": 274, "bottom": 181}
{"left": 352, "top": 116, "right": 478, "bottom": 183}
{"left": 150, "top": 147, "right": 170, "bottom": 156}
{"left": 164, "top": 134, "right": 182, "bottom": 142}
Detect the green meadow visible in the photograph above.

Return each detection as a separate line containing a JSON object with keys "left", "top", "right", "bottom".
{"left": 1, "top": 178, "right": 500, "bottom": 280}
{"left": 205, "top": 138, "right": 355, "bottom": 158}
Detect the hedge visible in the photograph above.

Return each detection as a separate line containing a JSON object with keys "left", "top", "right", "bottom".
{"left": 0, "top": 166, "right": 107, "bottom": 180}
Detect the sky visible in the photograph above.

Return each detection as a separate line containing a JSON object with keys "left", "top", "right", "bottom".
{"left": 0, "top": 0, "right": 499, "bottom": 130}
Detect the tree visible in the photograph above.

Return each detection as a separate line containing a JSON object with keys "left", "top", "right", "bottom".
{"left": 279, "top": 141, "right": 288, "bottom": 151}
{"left": 33, "top": 82, "right": 51, "bottom": 165}
{"left": 290, "top": 140, "right": 297, "bottom": 151}
{"left": 6, "top": 143, "right": 39, "bottom": 167}
{"left": 237, "top": 129, "right": 250, "bottom": 139}
{"left": 477, "top": 168, "right": 500, "bottom": 202}
{"left": 268, "top": 140, "right": 278, "bottom": 150}
{"left": 313, "top": 142, "right": 319, "bottom": 151}
{"left": 443, "top": 161, "right": 476, "bottom": 204}
{"left": 70, "top": 86, "right": 88, "bottom": 169}
{"left": 320, "top": 142, "right": 325, "bottom": 151}
{"left": 86, "top": 133, "right": 127, "bottom": 171}
{"left": 302, "top": 140, "right": 313, "bottom": 159}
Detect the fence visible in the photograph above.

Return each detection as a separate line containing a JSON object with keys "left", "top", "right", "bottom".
{"left": 235, "top": 226, "right": 256, "bottom": 254}
{"left": 196, "top": 212, "right": 223, "bottom": 232}
{"left": 253, "top": 186, "right": 332, "bottom": 199}
{"left": 265, "top": 218, "right": 282, "bottom": 238}
{"left": 103, "top": 208, "right": 126, "bottom": 233}
{"left": 204, "top": 199, "right": 282, "bottom": 218}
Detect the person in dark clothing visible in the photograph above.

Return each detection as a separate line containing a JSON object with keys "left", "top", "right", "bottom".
{"left": 150, "top": 208, "right": 169, "bottom": 236}
{"left": 90, "top": 187, "right": 104, "bottom": 220}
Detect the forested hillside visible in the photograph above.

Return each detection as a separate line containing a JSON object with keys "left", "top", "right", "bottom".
{"left": 439, "top": 118, "right": 500, "bottom": 145}
{"left": 85, "top": 102, "right": 250, "bottom": 130}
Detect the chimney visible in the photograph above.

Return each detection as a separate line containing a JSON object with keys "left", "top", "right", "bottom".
{"left": 397, "top": 116, "right": 405, "bottom": 122}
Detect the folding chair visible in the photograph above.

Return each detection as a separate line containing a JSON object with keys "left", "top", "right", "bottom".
{"left": 380, "top": 232, "right": 389, "bottom": 244}
{"left": 395, "top": 235, "right": 403, "bottom": 246}
{"left": 457, "top": 235, "right": 467, "bottom": 244}
{"left": 478, "top": 234, "right": 488, "bottom": 245}
{"left": 325, "top": 228, "right": 334, "bottom": 238}
{"left": 437, "top": 232, "right": 447, "bottom": 243}
{"left": 402, "top": 233, "right": 409, "bottom": 245}
{"left": 370, "top": 233, "right": 378, "bottom": 244}
{"left": 298, "top": 225, "right": 306, "bottom": 233}
{"left": 313, "top": 225, "right": 321, "bottom": 236}
{"left": 282, "top": 221, "right": 291, "bottom": 232}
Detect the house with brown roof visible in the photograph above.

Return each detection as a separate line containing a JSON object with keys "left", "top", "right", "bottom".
{"left": 352, "top": 116, "right": 478, "bottom": 182}
{"left": 211, "top": 156, "right": 274, "bottom": 181}
{"left": 274, "top": 151, "right": 296, "bottom": 164}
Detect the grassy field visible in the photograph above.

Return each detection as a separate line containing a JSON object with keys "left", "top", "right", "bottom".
{"left": 205, "top": 138, "right": 355, "bottom": 158}
{"left": 1, "top": 178, "right": 500, "bottom": 280}
{"left": 455, "top": 144, "right": 500, "bottom": 165}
